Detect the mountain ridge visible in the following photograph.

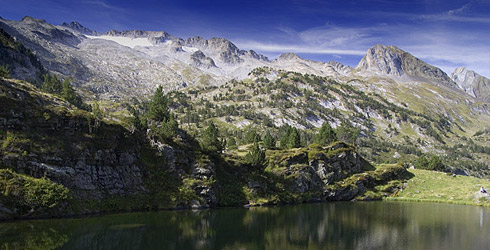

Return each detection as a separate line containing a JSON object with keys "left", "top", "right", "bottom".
{"left": 0, "top": 16, "right": 488, "bottom": 105}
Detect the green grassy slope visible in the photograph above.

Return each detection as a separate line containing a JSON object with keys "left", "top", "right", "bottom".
{"left": 388, "top": 169, "right": 490, "bottom": 206}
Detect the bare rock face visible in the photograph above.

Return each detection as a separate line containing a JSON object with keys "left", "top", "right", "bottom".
{"left": 191, "top": 51, "right": 217, "bottom": 68}
{"left": 61, "top": 21, "right": 97, "bottom": 36}
{"left": 451, "top": 67, "right": 490, "bottom": 102}
{"left": 355, "top": 44, "right": 456, "bottom": 87}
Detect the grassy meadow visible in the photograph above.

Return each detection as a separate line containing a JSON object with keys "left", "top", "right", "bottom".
{"left": 387, "top": 169, "right": 490, "bottom": 206}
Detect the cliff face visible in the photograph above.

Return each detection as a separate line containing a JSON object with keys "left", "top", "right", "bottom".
{"left": 0, "top": 78, "right": 209, "bottom": 219}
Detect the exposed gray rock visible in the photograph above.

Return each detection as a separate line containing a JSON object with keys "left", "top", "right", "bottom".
{"left": 61, "top": 21, "right": 97, "bottom": 36}
{"left": 451, "top": 67, "right": 490, "bottom": 102}
{"left": 355, "top": 44, "right": 456, "bottom": 87}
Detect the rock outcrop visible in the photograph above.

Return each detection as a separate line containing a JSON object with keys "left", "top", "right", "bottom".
{"left": 451, "top": 66, "right": 490, "bottom": 102}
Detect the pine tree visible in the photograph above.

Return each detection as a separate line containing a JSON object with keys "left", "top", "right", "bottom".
{"left": 128, "top": 106, "right": 143, "bottom": 133}
{"left": 336, "top": 120, "right": 360, "bottom": 144}
{"left": 91, "top": 102, "right": 103, "bottom": 132}
{"left": 280, "top": 125, "right": 292, "bottom": 149}
{"left": 246, "top": 141, "right": 266, "bottom": 171}
{"left": 288, "top": 127, "right": 301, "bottom": 148}
{"left": 155, "top": 115, "right": 178, "bottom": 140}
{"left": 146, "top": 86, "right": 180, "bottom": 141}
{"left": 41, "top": 74, "right": 62, "bottom": 94}
{"left": 147, "top": 86, "right": 169, "bottom": 122}
{"left": 315, "top": 122, "right": 337, "bottom": 146}
{"left": 262, "top": 130, "right": 275, "bottom": 149}
{"left": 244, "top": 128, "right": 261, "bottom": 144}
{"left": 201, "top": 122, "right": 223, "bottom": 154}
{"left": 428, "top": 155, "right": 445, "bottom": 171}
{"left": 0, "top": 65, "right": 10, "bottom": 78}
{"left": 61, "top": 78, "right": 85, "bottom": 108}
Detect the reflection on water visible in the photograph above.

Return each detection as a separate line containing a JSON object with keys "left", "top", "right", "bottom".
{"left": 1, "top": 201, "right": 490, "bottom": 250}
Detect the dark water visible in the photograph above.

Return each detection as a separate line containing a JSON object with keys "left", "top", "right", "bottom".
{"left": 1, "top": 201, "right": 490, "bottom": 250}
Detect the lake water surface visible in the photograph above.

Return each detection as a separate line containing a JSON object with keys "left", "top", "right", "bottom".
{"left": 1, "top": 201, "right": 490, "bottom": 249}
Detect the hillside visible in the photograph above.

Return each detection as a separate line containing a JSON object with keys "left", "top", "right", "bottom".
{"left": 149, "top": 67, "right": 490, "bottom": 177}
{"left": 0, "top": 77, "right": 410, "bottom": 220}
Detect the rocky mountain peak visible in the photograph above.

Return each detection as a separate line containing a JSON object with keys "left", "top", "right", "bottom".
{"left": 356, "top": 44, "right": 456, "bottom": 87}
{"left": 20, "top": 16, "right": 47, "bottom": 24}
{"left": 207, "top": 37, "right": 240, "bottom": 54}
{"left": 328, "top": 60, "right": 353, "bottom": 75}
{"left": 247, "top": 50, "right": 269, "bottom": 61}
{"left": 355, "top": 44, "right": 404, "bottom": 76}
{"left": 277, "top": 52, "right": 301, "bottom": 61}
{"left": 185, "top": 36, "right": 206, "bottom": 47}
{"left": 451, "top": 67, "right": 490, "bottom": 101}
{"left": 61, "top": 21, "right": 97, "bottom": 35}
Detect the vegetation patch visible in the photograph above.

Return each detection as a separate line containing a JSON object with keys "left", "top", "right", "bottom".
{"left": 0, "top": 169, "right": 69, "bottom": 219}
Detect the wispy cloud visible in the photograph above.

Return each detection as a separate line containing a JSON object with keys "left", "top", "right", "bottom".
{"left": 418, "top": 0, "right": 490, "bottom": 24}
{"left": 418, "top": 14, "right": 490, "bottom": 24}
{"left": 82, "top": 1, "right": 124, "bottom": 12}
{"left": 234, "top": 40, "right": 366, "bottom": 56}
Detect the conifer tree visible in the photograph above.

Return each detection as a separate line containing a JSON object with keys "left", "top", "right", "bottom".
{"left": 244, "top": 128, "right": 261, "bottom": 144}
{"left": 147, "top": 86, "right": 169, "bottom": 122}
{"left": 288, "top": 127, "right": 301, "bottom": 148}
{"left": 61, "top": 78, "right": 85, "bottom": 108}
{"left": 146, "top": 86, "right": 180, "bottom": 141}
{"left": 41, "top": 74, "right": 62, "bottom": 94}
{"left": 336, "top": 120, "right": 360, "bottom": 145}
{"left": 280, "top": 125, "right": 301, "bottom": 149}
{"left": 246, "top": 141, "right": 266, "bottom": 171}
{"left": 280, "top": 125, "right": 292, "bottom": 149}
{"left": 315, "top": 122, "right": 337, "bottom": 146}
{"left": 0, "top": 65, "right": 10, "bottom": 78}
{"left": 201, "top": 122, "right": 223, "bottom": 154}
{"left": 262, "top": 130, "right": 275, "bottom": 149}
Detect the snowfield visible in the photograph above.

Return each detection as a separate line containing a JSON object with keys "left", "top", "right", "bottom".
{"left": 86, "top": 35, "right": 153, "bottom": 48}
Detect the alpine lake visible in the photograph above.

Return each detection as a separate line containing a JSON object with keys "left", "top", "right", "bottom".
{"left": 1, "top": 201, "right": 490, "bottom": 249}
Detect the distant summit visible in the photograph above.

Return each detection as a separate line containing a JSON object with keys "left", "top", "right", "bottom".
{"left": 451, "top": 67, "right": 490, "bottom": 102}
{"left": 355, "top": 44, "right": 456, "bottom": 87}
{"left": 277, "top": 52, "right": 302, "bottom": 61}
{"left": 61, "top": 21, "right": 97, "bottom": 35}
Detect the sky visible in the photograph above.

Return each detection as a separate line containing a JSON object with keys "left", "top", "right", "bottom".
{"left": 2, "top": 0, "right": 490, "bottom": 78}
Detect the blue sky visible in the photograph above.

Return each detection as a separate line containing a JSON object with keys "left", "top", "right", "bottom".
{"left": 2, "top": 0, "right": 490, "bottom": 77}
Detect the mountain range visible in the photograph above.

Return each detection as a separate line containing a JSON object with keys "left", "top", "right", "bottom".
{"left": 2, "top": 16, "right": 487, "bottom": 103}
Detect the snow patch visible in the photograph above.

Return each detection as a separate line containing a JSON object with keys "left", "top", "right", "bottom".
{"left": 182, "top": 46, "right": 199, "bottom": 53}
{"left": 86, "top": 35, "right": 153, "bottom": 48}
